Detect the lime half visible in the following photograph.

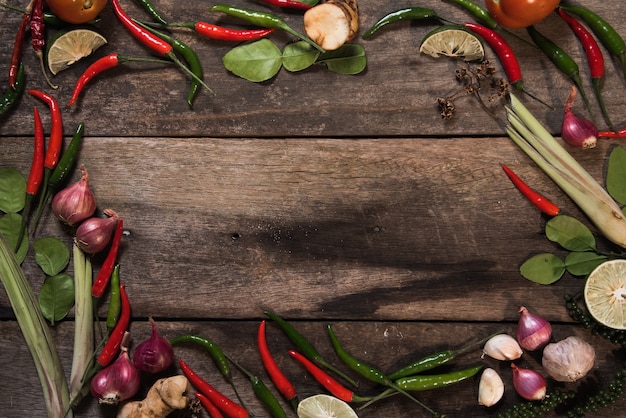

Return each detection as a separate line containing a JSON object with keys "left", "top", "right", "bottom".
{"left": 584, "top": 259, "right": 626, "bottom": 330}
{"left": 46, "top": 28, "right": 107, "bottom": 75}
{"left": 297, "top": 394, "right": 358, "bottom": 418}
{"left": 420, "top": 25, "right": 484, "bottom": 61}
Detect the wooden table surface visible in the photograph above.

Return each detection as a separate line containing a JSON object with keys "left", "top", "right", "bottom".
{"left": 1, "top": 0, "right": 626, "bottom": 417}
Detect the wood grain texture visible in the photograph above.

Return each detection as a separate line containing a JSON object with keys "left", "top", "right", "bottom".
{"left": 1, "top": 0, "right": 626, "bottom": 416}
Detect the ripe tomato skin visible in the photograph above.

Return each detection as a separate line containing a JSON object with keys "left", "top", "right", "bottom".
{"left": 485, "top": 0, "right": 561, "bottom": 29}
{"left": 46, "top": 0, "right": 108, "bottom": 24}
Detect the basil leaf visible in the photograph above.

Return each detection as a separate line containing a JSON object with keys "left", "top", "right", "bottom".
{"left": 316, "top": 44, "right": 367, "bottom": 75}
{"left": 34, "top": 237, "right": 70, "bottom": 276}
{"left": 39, "top": 273, "right": 75, "bottom": 325}
{"left": 0, "top": 168, "right": 26, "bottom": 214}
{"left": 607, "top": 146, "right": 626, "bottom": 205}
{"left": 520, "top": 253, "right": 566, "bottom": 284}
{"left": 545, "top": 215, "right": 596, "bottom": 252}
{"left": 0, "top": 213, "right": 28, "bottom": 263}
{"left": 564, "top": 251, "right": 608, "bottom": 276}
{"left": 223, "top": 39, "right": 283, "bottom": 82}
{"left": 283, "top": 41, "right": 319, "bottom": 72}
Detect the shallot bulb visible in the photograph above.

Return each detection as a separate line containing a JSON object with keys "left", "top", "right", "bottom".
{"left": 75, "top": 209, "right": 119, "bottom": 254}
{"left": 133, "top": 317, "right": 174, "bottom": 373}
{"left": 542, "top": 336, "right": 595, "bottom": 382}
{"left": 511, "top": 363, "right": 546, "bottom": 401}
{"left": 90, "top": 344, "right": 140, "bottom": 404}
{"left": 561, "top": 86, "right": 597, "bottom": 149}
{"left": 51, "top": 164, "right": 96, "bottom": 225}
{"left": 517, "top": 306, "right": 552, "bottom": 351}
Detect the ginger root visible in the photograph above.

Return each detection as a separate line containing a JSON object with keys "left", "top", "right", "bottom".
{"left": 303, "top": 0, "right": 359, "bottom": 51}
{"left": 117, "top": 375, "right": 191, "bottom": 418}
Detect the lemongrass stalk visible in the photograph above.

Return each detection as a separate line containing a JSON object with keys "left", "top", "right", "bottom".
{"left": 0, "top": 234, "right": 72, "bottom": 418}
{"left": 507, "top": 93, "right": 626, "bottom": 248}
{"left": 69, "top": 243, "right": 94, "bottom": 400}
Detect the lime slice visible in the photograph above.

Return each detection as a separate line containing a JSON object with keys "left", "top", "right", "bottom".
{"left": 297, "top": 394, "right": 358, "bottom": 418}
{"left": 46, "top": 28, "right": 107, "bottom": 75}
{"left": 584, "top": 259, "right": 626, "bottom": 330}
{"left": 419, "top": 25, "right": 484, "bottom": 61}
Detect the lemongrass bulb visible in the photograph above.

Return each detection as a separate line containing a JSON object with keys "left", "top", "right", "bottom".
{"left": 483, "top": 334, "right": 523, "bottom": 361}
{"left": 542, "top": 336, "right": 595, "bottom": 382}
{"left": 478, "top": 368, "right": 505, "bottom": 407}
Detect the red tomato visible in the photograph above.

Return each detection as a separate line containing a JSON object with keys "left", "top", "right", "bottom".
{"left": 46, "top": 0, "right": 108, "bottom": 24}
{"left": 485, "top": 0, "right": 561, "bottom": 29}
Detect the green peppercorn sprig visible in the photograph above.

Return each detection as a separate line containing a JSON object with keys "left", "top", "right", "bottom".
{"left": 564, "top": 294, "right": 626, "bottom": 347}
{"left": 496, "top": 388, "right": 575, "bottom": 418}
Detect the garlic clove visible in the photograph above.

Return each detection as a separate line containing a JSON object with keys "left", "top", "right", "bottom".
{"left": 478, "top": 368, "right": 505, "bottom": 407}
{"left": 483, "top": 334, "right": 523, "bottom": 361}
{"left": 542, "top": 336, "right": 595, "bottom": 382}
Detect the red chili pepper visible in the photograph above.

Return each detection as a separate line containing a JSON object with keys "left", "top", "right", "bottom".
{"left": 193, "top": 22, "right": 274, "bottom": 41}
{"left": 92, "top": 219, "right": 124, "bottom": 298}
{"left": 558, "top": 8, "right": 616, "bottom": 133}
{"left": 68, "top": 54, "right": 124, "bottom": 107}
{"left": 179, "top": 359, "right": 249, "bottom": 418}
{"left": 27, "top": 90, "right": 63, "bottom": 170}
{"left": 195, "top": 392, "right": 225, "bottom": 418}
{"left": 97, "top": 283, "right": 131, "bottom": 368}
{"left": 26, "top": 106, "right": 45, "bottom": 196}
{"left": 501, "top": 164, "right": 560, "bottom": 217}
{"left": 259, "top": 0, "right": 312, "bottom": 10}
{"left": 29, "top": 0, "right": 44, "bottom": 53}
{"left": 257, "top": 320, "right": 298, "bottom": 409}
{"left": 112, "top": 0, "right": 173, "bottom": 56}
{"left": 9, "top": 12, "right": 30, "bottom": 89}
{"left": 464, "top": 22, "right": 550, "bottom": 108}
{"left": 598, "top": 129, "right": 626, "bottom": 138}
{"left": 288, "top": 350, "right": 358, "bottom": 403}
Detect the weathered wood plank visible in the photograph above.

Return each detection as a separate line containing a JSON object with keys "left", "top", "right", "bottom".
{"left": 0, "top": 320, "right": 624, "bottom": 417}
{"left": 0, "top": 136, "right": 620, "bottom": 322}
{"left": 0, "top": 0, "right": 624, "bottom": 137}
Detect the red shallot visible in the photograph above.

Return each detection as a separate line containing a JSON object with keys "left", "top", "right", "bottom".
{"left": 90, "top": 336, "right": 140, "bottom": 405}
{"left": 51, "top": 164, "right": 96, "bottom": 225}
{"left": 511, "top": 363, "right": 546, "bottom": 401}
{"left": 517, "top": 306, "right": 552, "bottom": 351}
{"left": 75, "top": 209, "right": 119, "bottom": 254}
{"left": 133, "top": 317, "right": 174, "bottom": 374}
{"left": 561, "top": 86, "right": 598, "bottom": 149}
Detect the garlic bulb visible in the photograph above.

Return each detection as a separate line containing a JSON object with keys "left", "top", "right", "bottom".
{"left": 483, "top": 334, "right": 523, "bottom": 361}
{"left": 478, "top": 368, "right": 504, "bottom": 407}
{"left": 542, "top": 336, "right": 595, "bottom": 382}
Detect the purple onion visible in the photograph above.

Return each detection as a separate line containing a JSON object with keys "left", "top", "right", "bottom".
{"left": 133, "top": 317, "right": 174, "bottom": 373}
{"left": 90, "top": 345, "right": 140, "bottom": 405}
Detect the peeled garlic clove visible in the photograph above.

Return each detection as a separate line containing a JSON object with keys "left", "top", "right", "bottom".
{"left": 483, "top": 334, "right": 523, "bottom": 361}
{"left": 542, "top": 336, "right": 595, "bottom": 382}
{"left": 478, "top": 368, "right": 504, "bottom": 407}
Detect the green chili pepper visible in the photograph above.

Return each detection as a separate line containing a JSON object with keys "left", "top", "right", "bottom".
{"left": 263, "top": 310, "right": 359, "bottom": 387}
{"left": 527, "top": 25, "right": 593, "bottom": 115}
{"left": 226, "top": 354, "right": 288, "bottom": 418}
{"left": 170, "top": 334, "right": 247, "bottom": 407}
{"left": 48, "top": 122, "right": 85, "bottom": 189}
{"left": 395, "top": 365, "right": 483, "bottom": 391}
{"left": 442, "top": 0, "right": 499, "bottom": 29}
{"left": 105, "top": 264, "right": 121, "bottom": 333}
{"left": 0, "top": 62, "right": 25, "bottom": 118}
{"left": 388, "top": 331, "right": 502, "bottom": 380}
{"left": 327, "top": 324, "right": 441, "bottom": 417}
{"left": 135, "top": 0, "right": 169, "bottom": 25}
{"left": 210, "top": 3, "right": 324, "bottom": 51}
{"left": 136, "top": 21, "right": 204, "bottom": 108}
{"left": 559, "top": 5, "right": 626, "bottom": 78}
{"left": 362, "top": 7, "right": 440, "bottom": 39}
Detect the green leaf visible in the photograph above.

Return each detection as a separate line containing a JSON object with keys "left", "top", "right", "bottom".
{"left": 564, "top": 251, "right": 608, "bottom": 276}
{"left": 223, "top": 39, "right": 283, "bottom": 82}
{"left": 316, "top": 44, "right": 367, "bottom": 75}
{"left": 39, "top": 273, "right": 75, "bottom": 325}
{"left": 520, "top": 253, "right": 566, "bottom": 284}
{"left": 0, "top": 168, "right": 26, "bottom": 213}
{"left": 33, "top": 237, "right": 70, "bottom": 276}
{"left": 545, "top": 215, "right": 596, "bottom": 251}
{"left": 607, "top": 146, "right": 626, "bottom": 205}
{"left": 0, "top": 213, "right": 28, "bottom": 263}
{"left": 283, "top": 41, "right": 320, "bottom": 72}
